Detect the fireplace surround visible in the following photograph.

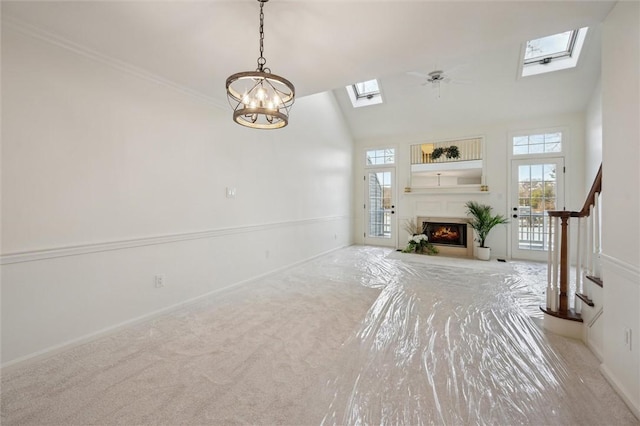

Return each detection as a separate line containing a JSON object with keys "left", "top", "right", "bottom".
{"left": 423, "top": 222, "right": 467, "bottom": 247}
{"left": 416, "top": 217, "right": 474, "bottom": 258}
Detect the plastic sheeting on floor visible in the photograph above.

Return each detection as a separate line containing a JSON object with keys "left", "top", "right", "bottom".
{"left": 321, "top": 248, "right": 635, "bottom": 426}
{"left": 1, "top": 246, "right": 636, "bottom": 425}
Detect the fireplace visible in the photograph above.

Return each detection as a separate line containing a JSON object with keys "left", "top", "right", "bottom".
{"left": 423, "top": 222, "right": 467, "bottom": 247}
{"left": 416, "top": 217, "right": 474, "bottom": 258}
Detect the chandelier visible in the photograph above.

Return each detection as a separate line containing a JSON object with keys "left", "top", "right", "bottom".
{"left": 225, "top": 0, "right": 295, "bottom": 129}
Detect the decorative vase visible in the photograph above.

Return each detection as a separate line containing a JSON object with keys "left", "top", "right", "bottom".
{"left": 476, "top": 246, "right": 491, "bottom": 261}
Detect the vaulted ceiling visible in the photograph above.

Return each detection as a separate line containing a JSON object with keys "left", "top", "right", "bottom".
{"left": 2, "top": 1, "right": 615, "bottom": 140}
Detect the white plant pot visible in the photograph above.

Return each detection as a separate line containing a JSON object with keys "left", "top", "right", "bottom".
{"left": 476, "top": 246, "right": 491, "bottom": 261}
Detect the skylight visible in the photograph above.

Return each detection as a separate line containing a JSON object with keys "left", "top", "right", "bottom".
{"left": 353, "top": 79, "right": 380, "bottom": 99}
{"left": 346, "top": 79, "right": 383, "bottom": 108}
{"left": 524, "top": 31, "right": 577, "bottom": 64}
{"left": 520, "top": 27, "right": 588, "bottom": 77}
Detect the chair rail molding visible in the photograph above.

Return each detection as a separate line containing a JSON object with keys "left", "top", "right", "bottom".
{"left": 1, "top": 216, "right": 349, "bottom": 265}
{"left": 600, "top": 253, "right": 640, "bottom": 285}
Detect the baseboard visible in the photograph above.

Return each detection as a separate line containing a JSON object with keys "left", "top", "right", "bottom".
{"left": 600, "top": 363, "right": 640, "bottom": 421}
{"left": 1, "top": 244, "right": 351, "bottom": 371}
{"left": 587, "top": 339, "right": 604, "bottom": 362}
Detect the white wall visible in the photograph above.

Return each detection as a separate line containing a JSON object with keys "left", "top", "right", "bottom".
{"left": 599, "top": 1, "right": 640, "bottom": 417}
{"left": 353, "top": 112, "right": 585, "bottom": 260}
{"left": 1, "top": 25, "right": 355, "bottom": 364}
{"left": 585, "top": 78, "right": 603, "bottom": 185}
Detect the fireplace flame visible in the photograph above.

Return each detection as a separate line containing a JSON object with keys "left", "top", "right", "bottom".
{"left": 433, "top": 226, "right": 459, "bottom": 240}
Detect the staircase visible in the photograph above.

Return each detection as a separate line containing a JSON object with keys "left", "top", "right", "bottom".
{"left": 541, "top": 165, "right": 603, "bottom": 348}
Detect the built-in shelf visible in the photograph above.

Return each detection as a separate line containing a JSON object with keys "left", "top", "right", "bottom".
{"left": 410, "top": 140, "right": 484, "bottom": 188}
{"left": 410, "top": 159, "right": 483, "bottom": 174}
{"left": 403, "top": 185, "right": 491, "bottom": 195}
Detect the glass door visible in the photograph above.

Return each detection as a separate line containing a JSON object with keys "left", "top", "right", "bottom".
{"left": 511, "top": 158, "right": 564, "bottom": 261}
{"left": 364, "top": 168, "right": 396, "bottom": 247}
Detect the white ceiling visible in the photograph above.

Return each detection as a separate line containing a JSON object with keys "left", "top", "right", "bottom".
{"left": 2, "top": 1, "right": 614, "bottom": 140}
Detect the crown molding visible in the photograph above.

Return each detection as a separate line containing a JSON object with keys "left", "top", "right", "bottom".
{"left": 2, "top": 16, "right": 228, "bottom": 110}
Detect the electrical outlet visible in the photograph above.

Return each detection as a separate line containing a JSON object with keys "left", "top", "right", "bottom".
{"left": 154, "top": 274, "right": 165, "bottom": 288}
{"left": 226, "top": 187, "right": 236, "bottom": 198}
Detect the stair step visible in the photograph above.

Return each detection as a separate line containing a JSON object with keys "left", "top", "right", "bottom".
{"left": 586, "top": 275, "right": 604, "bottom": 287}
{"left": 576, "top": 293, "right": 595, "bottom": 307}
{"left": 539, "top": 306, "right": 583, "bottom": 322}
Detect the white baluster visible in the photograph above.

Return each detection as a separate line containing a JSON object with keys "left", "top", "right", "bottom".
{"left": 587, "top": 205, "right": 594, "bottom": 276}
{"left": 566, "top": 217, "right": 573, "bottom": 311}
{"left": 593, "top": 193, "right": 601, "bottom": 277}
{"left": 576, "top": 217, "right": 583, "bottom": 295}
{"left": 547, "top": 215, "right": 553, "bottom": 310}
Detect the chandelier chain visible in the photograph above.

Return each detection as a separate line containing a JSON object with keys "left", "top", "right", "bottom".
{"left": 257, "top": 1, "right": 266, "bottom": 70}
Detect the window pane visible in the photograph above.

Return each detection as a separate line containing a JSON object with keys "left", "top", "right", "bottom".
{"left": 519, "top": 165, "right": 530, "bottom": 182}
{"left": 525, "top": 31, "right": 573, "bottom": 61}
{"left": 514, "top": 136, "right": 529, "bottom": 146}
{"left": 366, "top": 148, "right": 395, "bottom": 165}
{"left": 354, "top": 79, "right": 380, "bottom": 99}
{"left": 368, "top": 171, "right": 392, "bottom": 239}
{"left": 513, "top": 132, "right": 562, "bottom": 156}
{"left": 530, "top": 134, "right": 545, "bottom": 144}
{"left": 530, "top": 164, "right": 543, "bottom": 181}
{"left": 545, "top": 142, "right": 562, "bottom": 153}
{"left": 514, "top": 145, "right": 529, "bottom": 155}
{"left": 544, "top": 164, "right": 557, "bottom": 179}
{"left": 517, "top": 162, "right": 560, "bottom": 251}
{"left": 545, "top": 133, "right": 562, "bottom": 143}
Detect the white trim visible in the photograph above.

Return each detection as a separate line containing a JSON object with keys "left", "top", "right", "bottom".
{"left": 601, "top": 253, "right": 640, "bottom": 285}
{"left": 600, "top": 364, "right": 640, "bottom": 421}
{"left": 586, "top": 338, "right": 604, "bottom": 363}
{"left": 0, "top": 244, "right": 351, "bottom": 370}
{"left": 1, "top": 216, "right": 349, "bottom": 265}
{"left": 541, "top": 312, "right": 583, "bottom": 340}
{"left": 3, "top": 16, "right": 227, "bottom": 110}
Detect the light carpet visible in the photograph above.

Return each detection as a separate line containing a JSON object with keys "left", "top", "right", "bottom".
{"left": 1, "top": 246, "right": 637, "bottom": 425}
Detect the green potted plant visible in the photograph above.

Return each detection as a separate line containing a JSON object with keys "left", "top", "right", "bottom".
{"left": 430, "top": 146, "right": 460, "bottom": 160}
{"left": 464, "top": 201, "right": 509, "bottom": 260}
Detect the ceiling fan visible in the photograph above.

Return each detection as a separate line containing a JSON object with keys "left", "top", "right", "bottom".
{"left": 407, "top": 67, "right": 471, "bottom": 98}
{"left": 415, "top": 70, "right": 450, "bottom": 85}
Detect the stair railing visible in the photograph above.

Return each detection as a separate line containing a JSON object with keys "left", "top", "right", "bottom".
{"left": 544, "top": 164, "right": 602, "bottom": 320}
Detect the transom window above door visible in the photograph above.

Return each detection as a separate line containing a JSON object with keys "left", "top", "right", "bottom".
{"left": 512, "top": 132, "right": 562, "bottom": 156}
{"left": 366, "top": 148, "right": 395, "bottom": 166}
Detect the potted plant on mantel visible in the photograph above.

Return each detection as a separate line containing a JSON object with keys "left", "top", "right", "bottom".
{"left": 465, "top": 201, "right": 509, "bottom": 261}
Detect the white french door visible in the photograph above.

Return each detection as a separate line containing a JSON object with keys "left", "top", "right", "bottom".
{"left": 510, "top": 158, "right": 564, "bottom": 261}
{"left": 364, "top": 168, "right": 396, "bottom": 247}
